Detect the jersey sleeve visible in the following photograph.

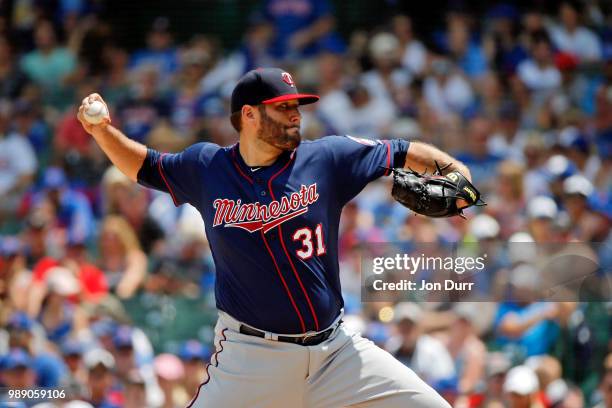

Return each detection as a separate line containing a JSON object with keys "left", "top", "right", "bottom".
{"left": 323, "top": 135, "right": 410, "bottom": 204}
{"left": 137, "top": 142, "right": 215, "bottom": 206}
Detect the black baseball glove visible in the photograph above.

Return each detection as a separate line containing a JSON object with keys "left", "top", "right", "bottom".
{"left": 390, "top": 163, "right": 485, "bottom": 218}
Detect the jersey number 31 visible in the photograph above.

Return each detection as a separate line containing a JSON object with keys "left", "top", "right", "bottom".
{"left": 292, "top": 223, "right": 326, "bottom": 260}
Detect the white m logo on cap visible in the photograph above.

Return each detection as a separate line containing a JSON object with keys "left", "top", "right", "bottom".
{"left": 281, "top": 72, "right": 295, "bottom": 87}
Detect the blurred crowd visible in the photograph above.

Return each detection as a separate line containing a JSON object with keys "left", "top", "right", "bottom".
{"left": 0, "top": 0, "right": 611, "bottom": 407}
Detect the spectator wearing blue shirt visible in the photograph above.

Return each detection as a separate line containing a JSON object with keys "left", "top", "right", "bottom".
{"left": 484, "top": 4, "right": 528, "bottom": 76}
{"left": 116, "top": 66, "right": 171, "bottom": 144}
{"left": 456, "top": 117, "right": 503, "bottom": 193}
{"left": 261, "top": 0, "right": 345, "bottom": 61}
{"left": 129, "top": 17, "right": 179, "bottom": 89}
{"left": 5, "top": 313, "right": 68, "bottom": 388}
{"left": 494, "top": 264, "right": 561, "bottom": 358}
{"left": 448, "top": 18, "right": 488, "bottom": 79}
{"left": 32, "top": 167, "right": 95, "bottom": 245}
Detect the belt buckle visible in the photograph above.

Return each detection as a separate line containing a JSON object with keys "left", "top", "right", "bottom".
{"left": 301, "top": 331, "right": 318, "bottom": 344}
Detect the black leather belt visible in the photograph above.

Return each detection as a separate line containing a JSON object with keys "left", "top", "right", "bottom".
{"left": 239, "top": 323, "right": 340, "bottom": 346}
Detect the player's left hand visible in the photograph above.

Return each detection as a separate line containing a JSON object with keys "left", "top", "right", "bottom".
{"left": 390, "top": 164, "right": 486, "bottom": 218}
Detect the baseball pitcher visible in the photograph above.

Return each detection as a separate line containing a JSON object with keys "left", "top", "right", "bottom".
{"left": 77, "top": 67, "right": 481, "bottom": 408}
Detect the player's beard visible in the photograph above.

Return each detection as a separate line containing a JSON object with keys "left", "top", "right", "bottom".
{"left": 257, "top": 107, "right": 301, "bottom": 151}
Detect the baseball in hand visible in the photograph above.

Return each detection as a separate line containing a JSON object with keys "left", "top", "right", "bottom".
{"left": 83, "top": 101, "right": 108, "bottom": 125}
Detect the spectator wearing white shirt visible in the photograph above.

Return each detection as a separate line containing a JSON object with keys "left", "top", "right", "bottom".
{"left": 344, "top": 82, "right": 396, "bottom": 139}
{"left": 392, "top": 15, "right": 428, "bottom": 77}
{"left": 314, "top": 52, "right": 353, "bottom": 135}
{"left": 386, "top": 303, "right": 456, "bottom": 391}
{"left": 423, "top": 58, "right": 474, "bottom": 118}
{"left": 361, "top": 32, "right": 411, "bottom": 108}
{"left": 548, "top": 0, "right": 602, "bottom": 62}
{"left": 517, "top": 31, "right": 561, "bottom": 93}
{"left": 0, "top": 100, "right": 37, "bottom": 221}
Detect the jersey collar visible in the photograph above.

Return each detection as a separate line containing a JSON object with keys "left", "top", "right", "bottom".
{"left": 231, "top": 143, "right": 295, "bottom": 180}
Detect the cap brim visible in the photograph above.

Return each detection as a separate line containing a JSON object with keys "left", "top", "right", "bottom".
{"left": 262, "top": 94, "right": 320, "bottom": 105}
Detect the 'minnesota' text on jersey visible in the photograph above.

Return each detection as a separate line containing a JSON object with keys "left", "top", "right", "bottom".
{"left": 137, "top": 135, "right": 409, "bottom": 334}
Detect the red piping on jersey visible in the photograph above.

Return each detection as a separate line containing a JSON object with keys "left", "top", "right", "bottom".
{"left": 231, "top": 146, "right": 253, "bottom": 184}
{"left": 158, "top": 153, "right": 179, "bottom": 206}
{"left": 268, "top": 156, "right": 320, "bottom": 331}
{"left": 384, "top": 141, "right": 391, "bottom": 176}
{"left": 261, "top": 229, "right": 306, "bottom": 332}
{"left": 186, "top": 327, "right": 228, "bottom": 408}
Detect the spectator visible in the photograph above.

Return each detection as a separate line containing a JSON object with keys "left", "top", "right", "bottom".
{"left": 98, "top": 216, "right": 147, "bottom": 299}
{"left": 447, "top": 17, "right": 488, "bottom": 79}
{"left": 5, "top": 312, "right": 68, "bottom": 387}
{"left": 423, "top": 57, "right": 475, "bottom": 118}
{"left": 503, "top": 365, "right": 545, "bottom": 408}
{"left": 20, "top": 20, "right": 77, "bottom": 108}
{"left": 546, "top": 378, "right": 585, "bottom": 408}
{"left": 456, "top": 117, "right": 502, "bottom": 193}
{"left": 526, "top": 196, "right": 560, "bottom": 243}
{"left": 60, "top": 339, "right": 88, "bottom": 400}
{"left": 37, "top": 266, "right": 84, "bottom": 345}
{"left": 100, "top": 45, "right": 131, "bottom": 107}
{"left": 178, "top": 340, "right": 211, "bottom": 401}
{"left": 112, "top": 183, "right": 165, "bottom": 255}
{"left": 485, "top": 160, "right": 526, "bottom": 238}
{"left": 392, "top": 15, "right": 428, "bottom": 77}
{"left": 83, "top": 348, "right": 121, "bottom": 408}
{"left": 167, "top": 48, "right": 209, "bottom": 141}
{"left": 476, "top": 352, "right": 512, "bottom": 407}
{"left": 108, "top": 324, "right": 162, "bottom": 407}
{"left": 517, "top": 31, "right": 561, "bottom": 94}
{"left": 261, "top": 0, "right": 345, "bottom": 61}
{"left": 361, "top": 32, "right": 410, "bottom": 109}
{"left": 154, "top": 353, "right": 188, "bottom": 408}
{"left": 30, "top": 166, "right": 95, "bottom": 245}
{"left": 0, "top": 348, "right": 39, "bottom": 405}
{"left": 544, "top": 154, "right": 575, "bottom": 206}
{"left": 0, "top": 348, "right": 36, "bottom": 388}
{"left": 548, "top": 1, "right": 602, "bottom": 63}
{"left": 494, "top": 264, "right": 561, "bottom": 358}
{"left": 129, "top": 17, "right": 179, "bottom": 89}
{"left": 12, "top": 98, "right": 51, "bottom": 162}
{"left": 444, "top": 303, "right": 487, "bottom": 396}
{"left": 483, "top": 4, "right": 527, "bottom": 76}
{"left": 116, "top": 65, "right": 171, "bottom": 144}
{"left": 344, "top": 82, "right": 396, "bottom": 139}
{"left": 314, "top": 51, "right": 352, "bottom": 135}
{"left": 0, "top": 34, "right": 31, "bottom": 100}
{"left": 0, "top": 237, "right": 32, "bottom": 312}
{"left": 123, "top": 369, "right": 147, "bottom": 408}
{"left": 562, "top": 175, "right": 609, "bottom": 242}
{"left": 27, "top": 234, "right": 108, "bottom": 318}
{"left": 385, "top": 303, "right": 456, "bottom": 390}
{"left": 0, "top": 100, "right": 37, "bottom": 223}
{"left": 225, "top": 17, "right": 275, "bottom": 75}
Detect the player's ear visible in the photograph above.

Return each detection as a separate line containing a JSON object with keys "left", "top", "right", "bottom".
{"left": 242, "top": 105, "right": 257, "bottom": 124}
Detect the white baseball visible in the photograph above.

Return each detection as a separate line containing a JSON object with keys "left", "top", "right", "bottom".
{"left": 84, "top": 100, "right": 108, "bottom": 125}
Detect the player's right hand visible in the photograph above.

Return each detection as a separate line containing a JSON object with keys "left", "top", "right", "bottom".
{"left": 77, "top": 93, "right": 111, "bottom": 135}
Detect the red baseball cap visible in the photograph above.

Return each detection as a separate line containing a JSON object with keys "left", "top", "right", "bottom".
{"left": 230, "top": 68, "right": 319, "bottom": 113}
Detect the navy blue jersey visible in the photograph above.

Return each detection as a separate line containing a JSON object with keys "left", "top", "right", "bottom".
{"left": 138, "top": 135, "right": 409, "bottom": 334}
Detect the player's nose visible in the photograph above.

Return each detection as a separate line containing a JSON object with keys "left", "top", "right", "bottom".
{"left": 289, "top": 110, "right": 301, "bottom": 125}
